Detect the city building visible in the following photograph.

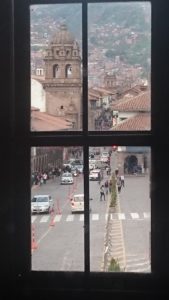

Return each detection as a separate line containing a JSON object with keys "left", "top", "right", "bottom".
{"left": 110, "top": 91, "right": 150, "bottom": 130}
{"left": 31, "top": 24, "right": 82, "bottom": 130}
{"left": 43, "top": 23, "right": 82, "bottom": 130}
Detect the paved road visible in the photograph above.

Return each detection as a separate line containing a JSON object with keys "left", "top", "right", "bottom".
{"left": 31, "top": 170, "right": 110, "bottom": 271}
{"left": 119, "top": 175, "right": 151, "bottom": 272}
{"left": 31, "top": 148, "right": 151, "bottom": 273}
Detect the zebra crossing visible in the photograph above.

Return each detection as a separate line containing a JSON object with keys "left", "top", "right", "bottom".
{"left": 31, "top": 212, "right": 150, "bottom": 224}
{"left": 125, "top": 254, "right": 151, "bottom": 273}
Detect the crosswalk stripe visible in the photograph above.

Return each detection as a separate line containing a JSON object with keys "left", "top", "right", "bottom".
{"left": 130, "top": 213, "right": 139, "bottom": 219}
{"left": 105, "top": 213, "right": 109, "bottom": 221}
{"left": 79, "top": 214, "right": 84, "bottom": 221}
{"left": 127, "top": 262, "right": 151, "bottom": 267}
{"left": 126, "top": 255, "right": 149, "bottom": 261}
{"left": 40, "top": 216, "right": 50, "bottom": 223}
{"left": 92, "top": 214, "right": 99, "bottom": 221}
{"left": 110, "top": 213, "right": 125, "bottom": 220}
{"left": 118, "top": 213, "right": 125, "bottom": 220}
{"left": 54, "top": 215, "right": 62, "bottom": 222}
{"left": 66, "top": 215, "right": 74, "bottom": 222}
{"left": 31, "top": 212, "right": 151, "bottom": 223}
{"left": 31, "top": 216, "right": 37, "bottom": 223}
{"left": 143, "top": 212, "right": 150, "bottom": 219}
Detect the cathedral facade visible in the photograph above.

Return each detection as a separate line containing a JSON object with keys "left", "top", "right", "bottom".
{"left": 42, "top": 24, "right": 82, "bottom": 130}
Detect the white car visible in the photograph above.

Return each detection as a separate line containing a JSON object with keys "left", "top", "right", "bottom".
{"left": 89, "top": 163, "right": 96, "bottom": 171}
{"left": 31, "top": 195, "right": 54, "bottom": 214}
{"left": 70, "top": 194, "right": 92, "bottom": 213}
{"left": 61, "top": 172, "right": 73, "bottom": 184}
{"left": 100, "top": 152, "right": 110, "bottom": 163}
{"left": 71, "top": 194, "right": 84, "bottom": 213}
{"left": 89, "top": 169, "right": 101, "bottom": 181}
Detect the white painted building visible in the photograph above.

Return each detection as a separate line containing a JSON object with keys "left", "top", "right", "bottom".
{"left": 31, "top": 78, "right": 45, "bottom": 112}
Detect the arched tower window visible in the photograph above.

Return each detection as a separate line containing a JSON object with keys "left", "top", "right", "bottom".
{"left": 53, "top": 64, "right": 59, "bottom": 78}
{"left": 65, "top": 64, "right": 72, "bottom": 78}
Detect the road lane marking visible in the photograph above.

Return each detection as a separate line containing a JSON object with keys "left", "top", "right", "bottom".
{"left": 92, "top": 214, "right": 99, "bottom": 221}
{"left": 79, "top": 214, "right": 84, "bottom": 221}
{"left": 66, "top": 215, "right": 74, "bottom": 222}
{"left": 32, "top": 212, "right": 151, "bottom": 224}
{"left": 31, "top": 216, "right": 37, "bottom": 223}
{"left": 54, "top": 215, "right": 62, "bottom": 222}
{"left": 37, "top": 227, "right": 51, "bottom": 245}
{"left": 131, "top": 213, "right": 139, "bottom": 219}
{"left": 40, "top": 216, "right": 50, "bottom": 223}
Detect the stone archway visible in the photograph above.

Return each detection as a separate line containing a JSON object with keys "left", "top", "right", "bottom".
{"left": 124, "top": 155, "right": 138, "bottom": 174}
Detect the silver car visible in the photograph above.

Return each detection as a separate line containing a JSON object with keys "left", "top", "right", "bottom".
{"left": 31, "top": 195, "right": 54, "bottom": 214}
{"left": 61, "top": 172, "right": 73, "bottom": 184}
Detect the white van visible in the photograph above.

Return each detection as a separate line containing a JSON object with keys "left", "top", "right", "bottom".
{"left": 71, "top": 194, "right": 84, "bottom": 213}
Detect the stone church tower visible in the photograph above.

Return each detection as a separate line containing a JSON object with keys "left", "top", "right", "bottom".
{"left": 43, "top": 24, "right": 82, "bottom": 130}
{"left": 104, "top": 73, "right": 117, "bottom": 88}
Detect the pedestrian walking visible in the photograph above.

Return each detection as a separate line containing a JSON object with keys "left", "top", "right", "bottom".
{"left": 109, "top": 178, "right": 112, "bottom": 193}
{"left": 115, "top": 168, "right": 119, "bottom": 177}
{"left": 105, "top": 166, "right": 109, "bottom": 176}
{"left": 116, "top": 176, "right": 122, "bottom": 193}
{"left": 100, "top": 185, "right": 106, "bottom": 201}
{"left": 43, "top": 172, "right": 47, "bottom": 184}
{"left": 120, "top": 175, "right": 125, "bottom": 187}
{"left": 104, "top": 180, "right": 109, "bottom": 195}
{"left": 98, "top": 172, "right": 101, "bottom": 185}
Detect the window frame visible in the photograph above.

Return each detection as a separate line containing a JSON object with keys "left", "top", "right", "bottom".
{"left": 11, "top": 0, "right": 169, "bottom": 294}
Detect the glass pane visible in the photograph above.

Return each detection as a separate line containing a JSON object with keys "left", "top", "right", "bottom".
{"left": 31, "top": 146, "right": 84, "bottom": 271}
{"left": 88, "top": 2, "right": 151, "bottom": 131}
{"left": 90, "top": 146, "right": 151, "bottom": 272}
{"left": 30, "top": 4, "right": 82, "bottom": 131}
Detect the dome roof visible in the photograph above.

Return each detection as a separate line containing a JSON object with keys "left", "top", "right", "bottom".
{"left": 51, "top": 24, "right": 75, "bottom": 45}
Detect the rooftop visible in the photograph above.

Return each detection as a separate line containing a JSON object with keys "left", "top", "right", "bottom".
{"left": 31, "top": 108, "right": 72, "bottom": 131}
{"left": 111, "top": 91, "right": 150, "bottom": 112}
{"left": 111, "top": 113, "right": 150, "bottom": 131}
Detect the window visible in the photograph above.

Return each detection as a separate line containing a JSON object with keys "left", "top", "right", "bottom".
{"left": 65, "top": 64, "right": 72, "bottom": 78}
{"left": 7, "top": 0, "right": 169, "bottom": 296}
{"left": 53, "top": 64, "right": 59, "bottom": 78}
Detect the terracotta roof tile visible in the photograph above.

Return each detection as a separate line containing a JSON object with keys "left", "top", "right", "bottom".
{"left": 93, "top": 87, "right": 116, "bottom": 96}
{"left": 111, "top": 91, "right": 150, "bottom": 112}
{"left": 111, "top": 113, "right": 150, "bottom": 131}
{"left": 31, "top": 110, "right": 72, "bottom": 131}
{"left": 88, "top": 88, "right": 102, "bottom": 99}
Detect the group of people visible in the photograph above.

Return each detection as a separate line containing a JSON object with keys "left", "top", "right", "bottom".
{"left": 99, "top": 179, "right": 111, "bottom": 201}
{"left": 99, "top": 174, "right": 125, "bottom": 200}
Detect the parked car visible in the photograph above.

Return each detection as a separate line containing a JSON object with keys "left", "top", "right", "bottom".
{"left": 61, "top": 172, "right": 73, "bottom": 184}
{"left": 31, "top": 195, "right": 54, "bottom": 214}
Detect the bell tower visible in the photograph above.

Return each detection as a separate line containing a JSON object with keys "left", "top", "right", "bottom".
{"left": 43, "top": 24, "right": 82, "bottom": 130}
